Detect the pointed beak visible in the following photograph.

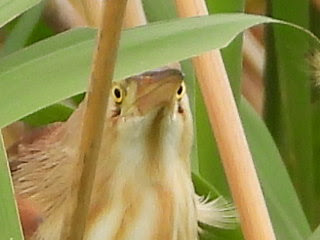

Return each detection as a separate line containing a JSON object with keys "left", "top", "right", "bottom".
{"left": 132, "top": 69, "right": 183, "bottom": 115}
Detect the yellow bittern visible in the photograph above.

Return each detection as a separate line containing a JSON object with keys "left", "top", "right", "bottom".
{"left": 8, "top": 68, "right": 234, "bottom": 240}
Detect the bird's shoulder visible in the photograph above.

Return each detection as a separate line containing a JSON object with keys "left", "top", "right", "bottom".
{"left": 7, "top": 122, "right": 65, "bottom": 172}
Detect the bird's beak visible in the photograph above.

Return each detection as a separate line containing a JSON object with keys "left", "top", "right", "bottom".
{"left": 133, "top": 69, "right": 183, "bottom": 115}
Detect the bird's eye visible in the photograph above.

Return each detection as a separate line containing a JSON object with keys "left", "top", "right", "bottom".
{"left": 112, "top": 85, "right": 124, "bottom": 104}
{"left": 176, "top": 82, "right": 186, "bottom": 100}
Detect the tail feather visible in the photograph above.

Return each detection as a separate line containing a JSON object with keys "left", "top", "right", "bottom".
{"left": 196, "top": 194, "right": 238, "bottom": 231}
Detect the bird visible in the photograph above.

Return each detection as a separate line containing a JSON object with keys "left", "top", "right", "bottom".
{"left": 8, "top": 68, "right": 235, "bottom": 240}
{"left": 16, "top": 196, "right": 43, "bottom": 239}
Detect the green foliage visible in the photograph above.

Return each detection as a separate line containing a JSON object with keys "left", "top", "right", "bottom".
{"left": 0, "top": 135, "right": 23, "bottom": 240}
{"left": 0, "top": 2, "right": 45, "bottom": 56}
{"left": 240, "top": 99, "right": 311, "bottom": 239}
{"left": 0, "top": 14, "right": 277, "bottom": 128}
{"left": 265, "top": 0, "right": 320, "bottom": 228}
{"left": 1, "top": 1, "right": 320, "bottom": 239}
{"left": 22, "top": 103, "right": 74, "bottom": 127}
{"left": 0, "top": 0, "right": 42, "bottom": 28}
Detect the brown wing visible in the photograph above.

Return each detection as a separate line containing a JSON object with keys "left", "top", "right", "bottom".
{"left": 8, "top": 123, "right": 63, "bottom": 172}
{"left": 8, "top": 122, "right": 78, "bottom": 218}
{"left": 16, "top": 196, "right": 43, "bottom": 239}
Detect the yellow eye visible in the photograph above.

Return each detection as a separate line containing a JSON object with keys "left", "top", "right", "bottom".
{"left": 176, "top": 82, "right": 186, "bottom": 100}
{"left": 112, "top": 85, "right": 124, "bottom": 103}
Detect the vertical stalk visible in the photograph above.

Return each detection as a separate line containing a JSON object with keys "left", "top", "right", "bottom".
{"left": 197, "top": 0, "right": 245, "bottom": 199}
{"left": 175, "top": 0, "right": 276, "bottom": 239}
{"left": 67, "top": 0, "right": 128, "bottom": 239}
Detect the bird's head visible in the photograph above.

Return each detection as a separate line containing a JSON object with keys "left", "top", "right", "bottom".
{"left": 103, "top": 68, "right": 193, "bottom": 171}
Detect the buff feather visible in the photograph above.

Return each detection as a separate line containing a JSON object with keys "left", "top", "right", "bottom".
{"left": 196, "top": 194, "right": 238, "bottom": 231}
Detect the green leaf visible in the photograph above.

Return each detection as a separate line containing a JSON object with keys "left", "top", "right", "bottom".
{"left": 240, "top": 99, "right": 311, "bottom": 239}
{"left": 308, "top": 225, "right": 320, "bottom": 240}
{"left": 265, "top": 0, "right": 317, "bottom": 226}
{"left": 0, "top": 133, "right": 23, "bottom": 240}
{"left": 0, "top": 0, "right": 41, "bottom": 28}
{"left": 0, "top": 14, "right": 278, "bottom": 128}
{"left": 22, "top": 103, "right": 74, "bottom": 127}
{"left": 0, "top": 2, "right": 45, "bottom": 57}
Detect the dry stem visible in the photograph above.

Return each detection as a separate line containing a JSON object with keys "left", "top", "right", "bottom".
{"left": 66, "top": 0, "right": 128, "bottom": 239}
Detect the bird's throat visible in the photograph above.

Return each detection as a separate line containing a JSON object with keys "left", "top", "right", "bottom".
{"left": 85, "top": 109, "right": 197, "bottom": 240}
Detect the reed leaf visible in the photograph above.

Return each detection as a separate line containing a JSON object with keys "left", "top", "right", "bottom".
{"left": 0, "top": 0, "right": 41, "bottom": 28}
{"left": 0, "top": 133, "right": 23, "bottom": 240}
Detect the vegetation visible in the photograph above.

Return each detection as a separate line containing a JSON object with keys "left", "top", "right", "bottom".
{"left": 0, "top": 0, "right": 320, "bottom": 239}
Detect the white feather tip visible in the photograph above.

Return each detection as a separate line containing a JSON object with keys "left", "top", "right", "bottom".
{"left": 196, "top": 194, "right": 238, "bottom": 232}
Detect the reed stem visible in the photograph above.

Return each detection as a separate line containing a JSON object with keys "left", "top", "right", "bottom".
{"left": 175, "top": 0, "right": 276, "bottom": 239}
{"left": 67, "top": 0, "right": 128, "bottom": 239}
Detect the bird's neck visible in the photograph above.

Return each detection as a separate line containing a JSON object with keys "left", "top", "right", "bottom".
{"left": 85, "top": 120, "right": 197, "bottom": 240}
{"left": 40, "top": 102, "right": 196, "bottom": 240}
{"left": 94, "top": 109, "right": 191, "bottom": 184}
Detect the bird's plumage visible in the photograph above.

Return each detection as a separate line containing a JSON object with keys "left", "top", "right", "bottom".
{"left": 8, "top": 69, "right": 235, "bottom": 240}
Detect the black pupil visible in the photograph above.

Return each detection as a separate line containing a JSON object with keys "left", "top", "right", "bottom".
{"left": 177, "top": 85, "right": 183, "bottom": 95}
{"left": 114, "top": 88, "right": 121, "bottom": 99}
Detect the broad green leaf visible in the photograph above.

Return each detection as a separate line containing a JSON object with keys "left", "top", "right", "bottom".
{"left": 0, "top": 133, "right": 23, "bottom": 240}
{"left": 0, "top": 14, "right": 278, "bottom": 128}
{"left": 240, "top": 99, "right": 311, "bottom": 239}
{"left": 0, "top": 0, "right": 41, "bottom": 28}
